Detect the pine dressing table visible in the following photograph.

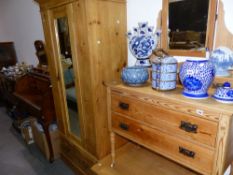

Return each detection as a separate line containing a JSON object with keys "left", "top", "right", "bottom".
{"left": 105, "top": 83, "right": 233, "bottom": 175}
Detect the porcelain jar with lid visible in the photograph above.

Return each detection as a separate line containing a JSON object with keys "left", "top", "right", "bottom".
{"left": 179, "top": 58, "right": 215, "bottom": 99}
{"left": 212, "top": 82, "right": 233, "bottom": 104}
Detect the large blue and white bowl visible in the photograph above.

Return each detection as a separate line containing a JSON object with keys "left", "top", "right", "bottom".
{"left": 121, "top": 66, "right": 149, "bottom": 86}
{"left": 179, "top": 59, "right": 215, "bottom": 99}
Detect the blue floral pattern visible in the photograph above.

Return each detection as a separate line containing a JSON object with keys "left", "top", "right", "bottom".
{"left": 183, "top": 77, "right": 202, "bottom": 91}
{"left": 213, "top": 82, "right": 233, "bottom": 103}
{"left": 127, "top": 22, "right": 160, "bottom": 60}
{"left": 130, "top": 35, "right": 156, "bottom": 59}
{"left": 227, "top": 90, "right": 233, "bottom": 98}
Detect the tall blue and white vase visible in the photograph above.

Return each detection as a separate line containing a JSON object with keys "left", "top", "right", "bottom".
{"left": 179, "top": 59, "right": 215, "bottom": 99}
{"left": 127, "top": 22, "right": 160, "bottom": 67}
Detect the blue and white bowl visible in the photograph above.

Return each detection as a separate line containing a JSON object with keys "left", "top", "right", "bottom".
{"left": 121, "top": 66, "right": 149, "bottom": 86}
{"left": 179, "top": 58, "right": 215, "bottom": 99}
{"left": 212, "top": 82, "right": 233, "bottom": 104}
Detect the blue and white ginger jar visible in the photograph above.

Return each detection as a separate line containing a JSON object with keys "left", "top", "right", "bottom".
{"left": 179, "top": 59, "right": 215, "bottom": 99}
{"left": 210, "top": 47, "right": 233, "bottom": 77}
{"left": 212, "top": 82, "right": 233, "bottom": 104}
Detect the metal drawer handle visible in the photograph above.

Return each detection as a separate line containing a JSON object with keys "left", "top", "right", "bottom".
{"left": 179, "top": 146, "right": 195, "bottom": 158}
{"left": 180, "top": 121, "right": 198, "bottom": 133}
{"left": 119, "top": 122, "right": 129, "bottom": 131}
{"left": 119, "top": 102, "right": 129, "bottom": 110}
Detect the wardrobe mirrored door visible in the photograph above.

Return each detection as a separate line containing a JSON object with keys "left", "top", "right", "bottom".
{"left": 55, "top": 16, "right": 81, "bottom": 139}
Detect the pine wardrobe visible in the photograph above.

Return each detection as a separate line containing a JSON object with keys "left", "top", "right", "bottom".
{"left": 35, "top": 0, "right": 127, "bottom": 173}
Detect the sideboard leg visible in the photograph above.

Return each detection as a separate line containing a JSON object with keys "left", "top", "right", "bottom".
{"left": 110, "top": 132, "right": 116, "bottom": 168}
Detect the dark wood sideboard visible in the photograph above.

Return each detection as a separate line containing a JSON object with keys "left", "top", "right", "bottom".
{"left": 13, "top": 71, "right": 56, "bottom": 162}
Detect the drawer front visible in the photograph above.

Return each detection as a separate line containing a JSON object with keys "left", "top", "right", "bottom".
{"left": 112, "top": 113, "right": 214, "bottom": 174}
{"left": 111, "top": 93, "right": 218, "bottom": 147}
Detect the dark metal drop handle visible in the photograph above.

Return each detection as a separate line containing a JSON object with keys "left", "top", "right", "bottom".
{"left": 179, "top": 147, "right": 195, "bottom": 158}
{"left": 180, "top": 121, "right": 198, "bottom": 133}
{"left": 119, "top": 102, "right": 129, "bottom": 110}
{"left": 119, "top": 122, "right": 129, "bottom": 131}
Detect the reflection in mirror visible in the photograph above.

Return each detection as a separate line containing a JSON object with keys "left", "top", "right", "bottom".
{"left": 56, "top": 17, "right": 81, "bottom": 138}
{"left": 168, "top": 0, "right": 209, "bottom": 50}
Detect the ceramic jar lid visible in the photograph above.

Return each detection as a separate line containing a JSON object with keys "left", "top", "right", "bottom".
{"left": 212, "top": 82, "right": 233, "bottom": 104}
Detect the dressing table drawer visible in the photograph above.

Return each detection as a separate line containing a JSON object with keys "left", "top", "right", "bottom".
{"left": 111, "top": 93, "right": 218, "bottom": 147}
{"left": 112, "top": 113, "right": 214, "bottom": 175}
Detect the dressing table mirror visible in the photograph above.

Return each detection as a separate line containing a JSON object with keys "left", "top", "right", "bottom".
{"left": 161, "top": 0, "right": 218, "bottom": 56}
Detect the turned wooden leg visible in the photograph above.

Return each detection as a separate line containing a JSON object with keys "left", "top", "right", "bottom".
{"left": 230, "top": 162, "right": 233, "bottom": 175}
{"left": 42, "top": 122, "right": 54, "bottom": 163}
{"left": 110, "top": 132, "right": 116, "bottom": 168}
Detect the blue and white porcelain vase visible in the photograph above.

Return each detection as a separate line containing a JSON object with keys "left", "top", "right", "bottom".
{"left": 179, "top": 59, "right": 215, "bottom": 99}
{"left": 210, "top": 47, "right": 233, "bottom": 77}
{"left": 127, "top": 22, "right": 160, "bottom": 67}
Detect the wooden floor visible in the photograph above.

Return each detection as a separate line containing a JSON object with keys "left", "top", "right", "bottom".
{"left": 92, "top": 143, "right": 199, "bottom": 175}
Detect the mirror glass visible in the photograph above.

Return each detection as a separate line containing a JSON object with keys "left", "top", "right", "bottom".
{"left": 56, "top": 17, "right": 81, "bottom": 138}
{"left": 168, "top": 0, "right": 209, "bottom": 51}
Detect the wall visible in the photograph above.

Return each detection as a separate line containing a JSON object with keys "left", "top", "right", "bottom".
{"left": 127, "top": 0, "right": 233, "bottom": 66}
{"left": 0, "top": 19, "right": 10, "bottom": 40}
{"left": 222, "top": 0, "right": 233, "bottom": 33}
{"left": 0, "top": 0, "right": 44, "bottom": 66}
{"left": 0, "top": 0, "right": 232, "bottom": 66}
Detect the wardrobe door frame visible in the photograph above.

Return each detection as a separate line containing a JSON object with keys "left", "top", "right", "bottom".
{"left": 45, "top": 3, "right": 85, "bottom": 145}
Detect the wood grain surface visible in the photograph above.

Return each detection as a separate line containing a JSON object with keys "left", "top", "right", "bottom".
{"left": 110, "top": 84, "right": 233, "bottom": 117}
{"left": 214, "top": 0, "right": 233, "bottom": 50}
{"left": 106, "top": 83, "right": 233, "bottom": 175}
{"left": 37, "top": 0, "right": 127, "bottom": 173}
{"left": 112, "top": 113, "right": 214, "bottom": 175}
{"left": 92, "top": 143, "right": 200, "bottom": 175}
{"left": 111, "top": 93, "right": 218, "bottom": 147}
